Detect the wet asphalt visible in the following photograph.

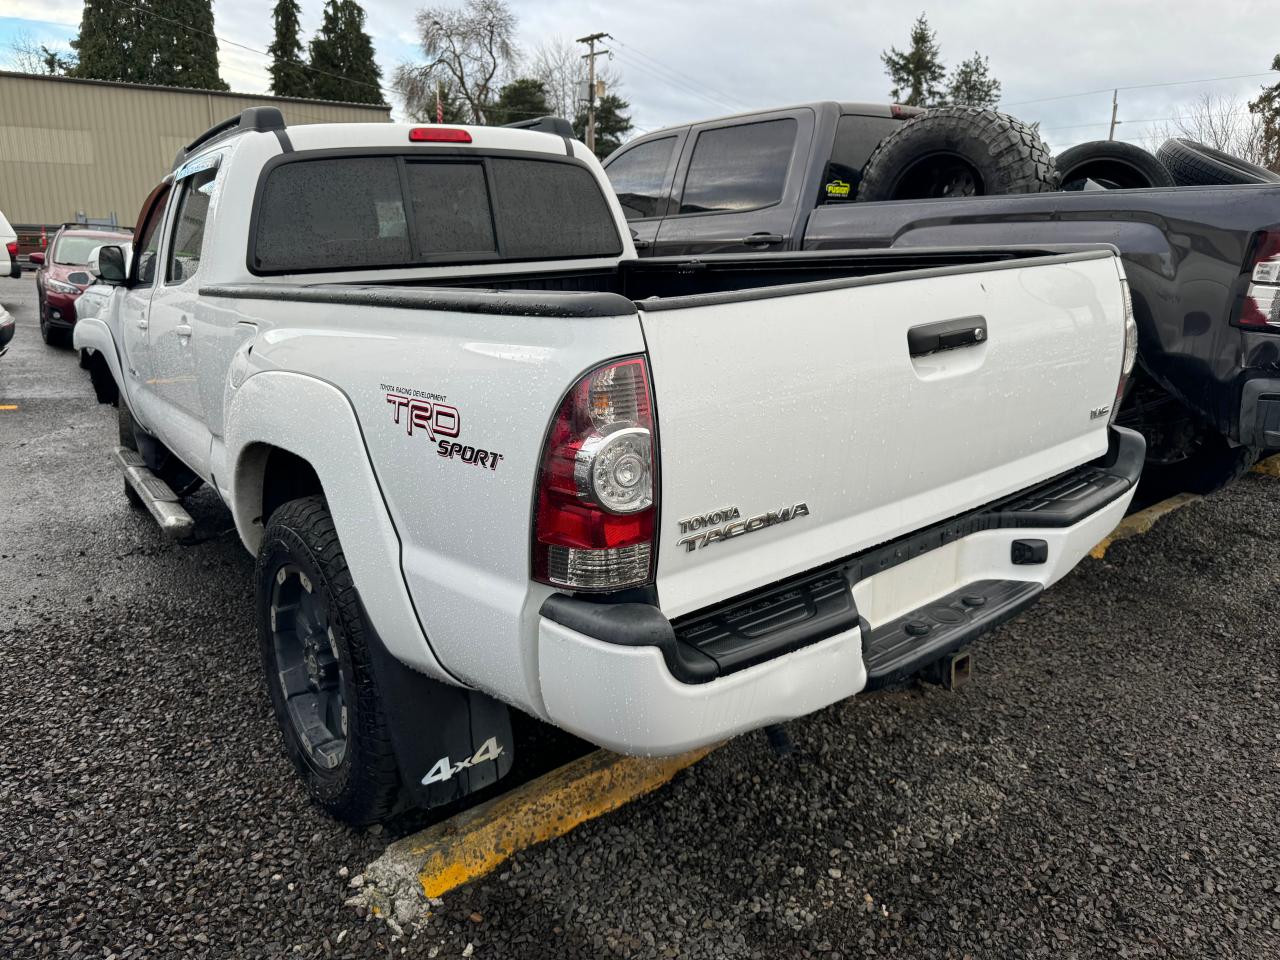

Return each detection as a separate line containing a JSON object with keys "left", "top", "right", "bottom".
{"left": 1, "top": 274, "right": 1278, "bottom": 959}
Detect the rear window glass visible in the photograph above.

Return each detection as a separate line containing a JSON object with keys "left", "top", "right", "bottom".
{"left": 489, "top": 158, "right": 621, "bottom": 259}
{"left": 252, "top": 154, "right": 621, "bottom": 274}
{"left": 823, "top": 114, "right": 901, "bottom": 202}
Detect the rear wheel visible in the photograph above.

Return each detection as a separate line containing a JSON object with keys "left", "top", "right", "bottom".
{"left": 257, "top": 496, "right": 401, "bottom": 824}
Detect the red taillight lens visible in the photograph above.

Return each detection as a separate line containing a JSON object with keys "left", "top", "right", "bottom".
{"left": 408, "top": 127, "right": 472, "bottom": 143}
{"left": 4, "top": 241, "right": 15, "bottom": 258}
{"left": 1234, "top": 229, "right": 1280, "bottom": 328}
{"left": 533, "top": 357, "right": 658, "bottom": 591}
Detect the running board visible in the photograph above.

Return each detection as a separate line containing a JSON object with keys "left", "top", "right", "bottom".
{"left": 863, "top": 579, "right": 1042, "bottom": 689}
{"left": 113, "top": 446, "right": 195, "bottom": 541}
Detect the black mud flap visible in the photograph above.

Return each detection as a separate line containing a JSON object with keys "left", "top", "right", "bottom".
{"left": 360, "top": 599, "right": 514, "bottom": 809}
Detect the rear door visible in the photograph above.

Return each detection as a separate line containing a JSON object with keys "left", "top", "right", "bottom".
{"left": 146, "top": 154, "right": 221, "bottom": 477}
{"left": 602, "top": 130, "right": 685, "bottom": 256}
{"left": 640, "top": 251, "right": 1127, "bottom": 618}
{"left": 652, "top": 108, "right": 813, "bottom": 256}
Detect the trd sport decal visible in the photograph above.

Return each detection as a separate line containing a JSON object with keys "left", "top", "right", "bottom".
{"left": 382, "top": 384, "right": 505, "bottom": 472}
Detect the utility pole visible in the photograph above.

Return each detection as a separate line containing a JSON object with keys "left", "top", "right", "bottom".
{"left": 1108, "top": 88, "right": 1120, "bottom": 140}
{"left": 577, "top": 31, "right": 610, "bottom": 153}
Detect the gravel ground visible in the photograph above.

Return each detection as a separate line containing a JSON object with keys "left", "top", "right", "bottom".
{"left": 2, "top": 274, "right": 1278, "bottom": 959}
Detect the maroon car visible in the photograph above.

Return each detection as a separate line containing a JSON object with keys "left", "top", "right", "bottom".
{"left": 31, "top": 224, "right": 132, "bottom": 347}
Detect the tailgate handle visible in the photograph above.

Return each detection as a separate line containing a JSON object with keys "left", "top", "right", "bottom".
{"left": 907, "top": 316, "right": 987, "bottom": 357}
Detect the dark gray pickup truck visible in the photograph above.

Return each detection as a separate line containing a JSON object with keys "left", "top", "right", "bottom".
{"left": 603, "top": 102, "right": 1280, "bottom": 493}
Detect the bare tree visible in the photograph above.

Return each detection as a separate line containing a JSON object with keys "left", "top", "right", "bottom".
{"left": 6, "top": 30, "right": 74, "bottom": 75}
{"left": 528, "top": 36, "right": 622, "bottom": 129}
{"left": 1147, "top": 92, "right": 1268, "bottom": 165}
{"left": 529, "top": 37, "right": 579, "bottom": 120}
{"left": 393, "top": 0, "right": 517, "bottom": 124}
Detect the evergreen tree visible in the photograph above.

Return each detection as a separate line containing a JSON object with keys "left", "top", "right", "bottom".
{"left": 488, "top": 78, "right": 549, "bottom": 125}
{"left": 1250, "top": 54, "right": 1280, "bottom": 173}
{"left": 269, "top": 0, "right": 310, "bottom": 97}
{"left": 946, "top": 51, "right": 1001, "bottom": 107}
{"left": 164, "top": 0, "right": 228, "bottom": 90}
{"left": 574, "top": 93, "right": 632, "bottom": 158}
{"left": 309, "top": 0, "right": 384, "bottom": 105}
{"left": 881, "top": 13, "right": 946, "bottom": 107}
{"left": 71, "top": 0, "right": 142, "bottom": 82}
{"left": 71, "top": 0, "right": 226, "bottom": 90}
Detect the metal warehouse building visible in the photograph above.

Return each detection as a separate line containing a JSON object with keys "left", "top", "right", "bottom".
{"left": 0, "top": 70, "right": 390, "bottom": 236}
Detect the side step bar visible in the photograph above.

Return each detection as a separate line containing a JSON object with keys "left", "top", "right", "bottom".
{"left": 113, "top": 446, "right": 195, "bottom": 541}
{"left": 863, "top": 579, "right": 1042, "bottom": 689}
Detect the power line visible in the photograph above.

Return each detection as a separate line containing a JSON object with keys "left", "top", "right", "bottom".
{"left": 610, "top": 38, "right": 751, "bottom": 112}
{"left": 1040, "top": 108, "right": 1255, "bottom": 133}
{"left": 609, "top": 49, "right": 741, "bottom": 114}
{"left": 1002, "top": 69, "right": 1279, "bottom": 108}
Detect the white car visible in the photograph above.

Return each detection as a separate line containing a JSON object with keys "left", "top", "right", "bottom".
{"left": 1, "top": 209, "right": 18, "bottom": 280}
{"left": 75, "top": 108, "right": 1142, "bottom": 823}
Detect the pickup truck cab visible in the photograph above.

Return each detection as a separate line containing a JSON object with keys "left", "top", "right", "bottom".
{"left": 604, "top": 102, "right": 1280, "bottom": 494}
{"left": 76, "top": 108, "right": 1142, "bottom": 823}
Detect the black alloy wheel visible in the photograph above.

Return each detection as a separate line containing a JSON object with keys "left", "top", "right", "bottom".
{"left": 268, "top": 562, "right": 351, "bottom": 773}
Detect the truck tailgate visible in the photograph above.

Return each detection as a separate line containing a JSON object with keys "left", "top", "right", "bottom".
{"left": 640, "top": 250, "right": 1126, "bottom": 618}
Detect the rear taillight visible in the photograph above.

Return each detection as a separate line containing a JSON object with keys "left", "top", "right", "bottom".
{"left": 4, "top": 241, "right": 15, "bottom": 258}
{"left": 1234, "top": 230, "right": 1280, "bottom": 328}
{"left": 1110, "top": 278, "right": 1138, "bottom": 423}
{"left": 533, "top": 357, "right": 657, "bottom": 591}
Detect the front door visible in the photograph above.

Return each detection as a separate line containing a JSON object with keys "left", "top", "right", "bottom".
{"left": 601, "top": 131, "right": 683, "bottom": 257}
{"left": 119, "top": 181, "right": 172, "bottom": 429}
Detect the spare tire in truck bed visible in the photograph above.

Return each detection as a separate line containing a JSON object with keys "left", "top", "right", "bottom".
{"left": 1156, "top": 138, "right": 1280, "bottom": 186}
{"left": 856, "top": 107, "right": 1057, "bottom": 202}
{"left": 1055, "top": 140, "right": 1175, "bottom": 190}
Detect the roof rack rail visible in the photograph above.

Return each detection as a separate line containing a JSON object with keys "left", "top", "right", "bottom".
{"left": 502, "top": 116, "right": 576, "bottom": 139}
{"left": 171, "top": 107, "right": 287, "bottom": 170}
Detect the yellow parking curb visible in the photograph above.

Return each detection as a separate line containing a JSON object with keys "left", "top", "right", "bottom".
{"left": 359, "top": 746, "right": 716, "bottom": 906}
{"left": 1251, "top": 453, "right": 1280, "bottom": 478}
{"left": 1089, "top": 492, "right": 1201, "bottom": 559}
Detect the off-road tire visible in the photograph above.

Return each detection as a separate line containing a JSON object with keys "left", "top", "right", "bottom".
{"left": 1055, "top": 140, "right": 1175, "bottom": 190}
{"left": 256, "top": 496, "right": 401, "bottom": 825}
{"left": 857, "top": 107, "right": 1057, "bottom": 202}
{"left": 1156, "top": 138, "right": 1280, "bottom": 187}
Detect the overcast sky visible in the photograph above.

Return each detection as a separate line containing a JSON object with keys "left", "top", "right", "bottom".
{"left": 0, "top": 0, "right": 1277, "bottom": 152}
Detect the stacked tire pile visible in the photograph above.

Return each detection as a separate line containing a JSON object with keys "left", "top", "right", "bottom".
{"left": 852, "top": 106, "right": 1279, "bottom": 204}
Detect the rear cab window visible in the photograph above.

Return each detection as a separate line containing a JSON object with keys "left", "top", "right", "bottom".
{"left": 250, "top": 153, "right": 623, "bottom": 275}
{"left": 822, "top": 114, "right": 901, "bottom": 203}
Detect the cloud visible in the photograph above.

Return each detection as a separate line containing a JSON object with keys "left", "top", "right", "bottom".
{"left": 3, "top": 0, "right": 1277, "bottom": 152}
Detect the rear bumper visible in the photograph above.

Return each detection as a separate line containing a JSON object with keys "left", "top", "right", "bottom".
{"left": 0, "top": 308, "right": 14, "bottom": 353}
{"left": 537, "top": 426, "right": 1143, "bottom": 755}
{"left": 1240, "top": 378, "right": 1280, "bottom": 448}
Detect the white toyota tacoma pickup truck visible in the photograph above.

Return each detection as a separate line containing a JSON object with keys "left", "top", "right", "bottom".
{"left": 75, "top": 108, "right": 1143, "bottom": 824}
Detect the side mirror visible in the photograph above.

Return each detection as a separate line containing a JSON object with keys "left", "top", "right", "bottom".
{"left": 88, "top": 244, "right": 128, "bottom": 285}
{"left": 28, "top": 251, "right": 44, "bottom": 266}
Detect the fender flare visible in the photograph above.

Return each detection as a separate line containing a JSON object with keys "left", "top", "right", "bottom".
{"left": 225, "top": 369, "right": 455, "bottom": 683}
{"left": 72, "top": 316, "right": 126, "bottom": 397}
